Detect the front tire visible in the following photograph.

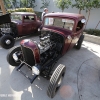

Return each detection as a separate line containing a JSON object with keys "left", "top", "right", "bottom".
{"left": 47, "top": 64, "right": 66, "bottom": 98}
{"left": 7, "top": 46, "right": 22, "bottom": 66}
{"left": 75, "top": 34, "right": 84, "bottom": 50}
{"left": 0, "top": 35, "right": 15, "bottom": 49}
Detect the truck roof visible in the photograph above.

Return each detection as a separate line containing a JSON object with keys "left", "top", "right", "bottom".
{"left": 11, "top": 12, "right": 36, "bottom": 16}
{"left": 45, "top": 12, "right": 85, "bottom": 20}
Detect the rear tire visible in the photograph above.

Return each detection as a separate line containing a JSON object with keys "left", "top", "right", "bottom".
{"left": 0, "top": 35, "right": 15, "bottom": 49}
{"left": 75, "top": 34, "right": 84, "bottom": 50}
{"left": 47, "top": 64, "right": 66, "bottom": 98}
{"left": 7, "top": 46, "right": 21, "bottom": 66}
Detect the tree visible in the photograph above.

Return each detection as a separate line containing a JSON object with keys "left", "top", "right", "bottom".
{"left": 0, "top": 0, "right": 6, "bottom": 14}
{"left": 72, "top": 0, "right": 86, "bottom": 14}
{"left": 3, "top": 0, "right": 12, "bottom": 9}
{"left": 12, "top": 0, "right": 19, "bottom": 8}
{"left": 85, "top": 0, "right": 100, "bottom": 28}
{"left": 19, "top": 0, "right": 36, "bottom": 8}
{"left": 73, "top": 0, "right": 100, "bottom": 29}
{"left": 9, "top": 0, "right": 15, "bottom": 9}
{"left": 20, "top": 0, "right": 28, "bottom": 8}
{"left": 28, "top": 0, "right": 36, "bottom": 8}
{"left": 40, "top": 0, "right": 50, "bottom": 9}
{"left": 3, "top": 0, "right": 36, "bottom": 9}
{"left": 3, "top": 0, "right": 19, "bottom": 9}
{"left": 54, "top": 0, "right": 71, "bottom": 12}
{"left": 95, "top": 21, "right": 100, "bottom": 29}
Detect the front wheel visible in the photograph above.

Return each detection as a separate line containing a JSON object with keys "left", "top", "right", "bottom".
{"left": 0, "top": 35, "right": 15, "bottom": 49}
{"left": 47, "top": 64, "right": 66, "bottom": 98}
{"left": 7, "top": 46, "right": 22, "bottom": 66}
{"left": 75, "top": 34, "right": 84, "bottom": 50}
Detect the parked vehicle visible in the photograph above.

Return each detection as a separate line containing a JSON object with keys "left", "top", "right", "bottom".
{"left": 0, "top": 12, "right": 42, "bottom": 49}
{"left": 7, "top": 12, "right": 85, "bottom": 98}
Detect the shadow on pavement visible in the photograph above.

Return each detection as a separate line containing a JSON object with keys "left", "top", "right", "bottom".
{"left": 0, "top": 49, "right": 15, "bottom": 100}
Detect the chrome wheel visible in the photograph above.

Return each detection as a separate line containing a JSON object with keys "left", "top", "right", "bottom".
{"left": 5, "top": 39, "right": 11, "bottom": 45}
{"left": 57, "top": 76, "right": 63, "bottom": 87}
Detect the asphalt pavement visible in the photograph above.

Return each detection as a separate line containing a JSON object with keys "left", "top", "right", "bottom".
{"left": 0, "top": 35, "right": 100, "bottom": 100}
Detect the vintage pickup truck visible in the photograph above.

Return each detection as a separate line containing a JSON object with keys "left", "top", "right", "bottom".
{"left": 7, "top": 12, "right": 86, "bottom": 98}
{"left": 0, "top": 12, "right": 42, "bottom": 49}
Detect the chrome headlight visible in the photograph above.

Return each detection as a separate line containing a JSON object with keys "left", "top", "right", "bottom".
{"left": 38, "top": 28, "right": 40, "bottom": 31}
{"left": 13, "top": 53, "right": 18, "bottom": 61}
{"left": 32, "top": 66, "right": 40, "bottom": 75}
{"left": 67, "top": 35, "right": 72, "bottom": 40}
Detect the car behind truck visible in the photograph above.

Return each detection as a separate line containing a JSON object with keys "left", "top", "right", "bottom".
{"left": 0, "top": 12, "right": 42, "bottom": 49}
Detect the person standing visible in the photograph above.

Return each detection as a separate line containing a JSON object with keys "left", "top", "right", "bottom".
{"left": 41, "top": 8, "right": 48, "bottom": 21}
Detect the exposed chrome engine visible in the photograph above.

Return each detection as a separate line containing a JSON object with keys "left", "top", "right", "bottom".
{"left": 0, "top": 23, "right": 12, "bottom": 34}
{"left": 38, "top": 34, "right": 52, "bottom": 54}
{"left": 37, "top": 31, "right": 64, "bottom": 64}
{"left": 17, "top": 30, "right": 64, "bottom": 67}
{"left": 0, "top": 22, "right": 17, "bottom": 37}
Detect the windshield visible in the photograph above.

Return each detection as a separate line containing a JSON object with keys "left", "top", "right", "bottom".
{"left": 44, "top": 17, "right": 74, "bottom": 31}
{"left": 11, "top": 14, "right": 22, "bottom": 20}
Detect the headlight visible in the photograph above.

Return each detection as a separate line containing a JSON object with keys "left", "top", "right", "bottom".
{"left": 13, "top": 53, "right": 18, "bottom": 61}
{"left": 67, "top": 35, "right": 71, "bottom": 40}
{"left": 32, "top": 66, "right": 40, "bottom": 75}
{"left": 38, "top": 28, "right": 40, "bottom": 31}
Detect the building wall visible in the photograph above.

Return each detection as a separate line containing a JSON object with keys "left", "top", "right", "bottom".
{"left": 34, "top": 0, "right": 100, "bottom": 29}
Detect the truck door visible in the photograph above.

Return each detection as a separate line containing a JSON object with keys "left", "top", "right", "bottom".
{"left": 30, "top": 15, "right": 39, "bottom": 33}
{"left": 62, "top": 36, "right": 73, "bottom": 55}
{"left": 72, "top": 20, "right": 84, "bottom": 45}
{"left": 62, "top": 19, "right": 75, "bottom": 53}
{"left": 22, "top": 15, "right": 33, "bottom": 35}
{"left": 22, "top": 15, "right": 39, "bottom": 34}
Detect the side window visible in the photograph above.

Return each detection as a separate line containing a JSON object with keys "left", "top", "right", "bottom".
{"left": 23, "top": 15, "right": 34, "bottom": 22}
{"left": 44, "top": 18, "right": 54, "bottom": 25}
{"left": 64, "top": 19, "right": 74, "bottom": 31}
{"left": 28, "top": 16, "right": 35, "bottom": 20}
{"left": 76, "top": 21, "right": 84, "bottom": 31}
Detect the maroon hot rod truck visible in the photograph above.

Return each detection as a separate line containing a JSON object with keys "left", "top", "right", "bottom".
{"left": 7, "top": 12, "right": 86, "bottom": 98}
{"left": 0, "top": 12, "right": 41, "bottom": 49}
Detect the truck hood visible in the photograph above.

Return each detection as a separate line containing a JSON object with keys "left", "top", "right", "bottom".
{"left": 42, "top": 26, "right": 72, "bottom": 38}
{"left": 0, "top": 13, "right": 11, "bottom": 25}
{"left": 0, "top": 13, "right": 22, "bottom": 25}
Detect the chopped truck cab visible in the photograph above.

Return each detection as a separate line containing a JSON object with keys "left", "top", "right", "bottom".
{"left": 7, "top": 12, "right": 86, "bottom": 98}
{"left": 0, "top": 12, "right": 42, "bottom": 49}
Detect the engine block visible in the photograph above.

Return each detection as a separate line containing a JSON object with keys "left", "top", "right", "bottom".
{"left": 38, "top": 34, "right": 52, "bottom": 54}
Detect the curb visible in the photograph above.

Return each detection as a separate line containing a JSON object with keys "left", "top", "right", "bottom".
{"left": 84, "top": 33, "right": 100, "bottom": 45}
